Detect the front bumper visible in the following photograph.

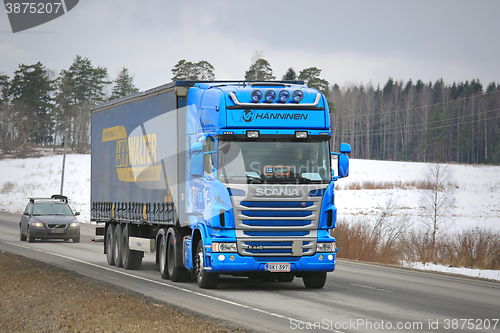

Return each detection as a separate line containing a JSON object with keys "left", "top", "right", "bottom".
{"left": 30, "top": 227, "right": 80, "bottom": 239}
{"left": 207, "top": 252, "right": 336, "bottom": 273}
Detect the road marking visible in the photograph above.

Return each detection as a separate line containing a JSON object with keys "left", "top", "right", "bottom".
{"left": 4, "top": 241, "right": 344, "bottom": 333}
{"left": 351, "top": 283, "right": 394, "bottom": 293}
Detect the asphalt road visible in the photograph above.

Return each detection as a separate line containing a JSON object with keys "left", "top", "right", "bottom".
{"left": 1, "top": 211, "right": 499, "bottom": 333}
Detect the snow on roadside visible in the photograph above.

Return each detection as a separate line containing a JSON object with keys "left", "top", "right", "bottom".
{"left": 403, "top": 261, "right": 500, "bottom": 281}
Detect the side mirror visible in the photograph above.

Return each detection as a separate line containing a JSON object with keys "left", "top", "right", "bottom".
{"left": 23, "top": 211, "right": 29, "bottom": 216}
{"left": 75, "top": 212, "right": 80, "bottom": 216}
{"left": 338, "top": 153, "right": 349, "bottom": 178}
{"left": 340, "top": 143, "right": 351, "bottom": 154}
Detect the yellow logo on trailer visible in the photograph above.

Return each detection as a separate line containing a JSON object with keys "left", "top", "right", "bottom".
{"left": 102, "top": 126, "right": 161, "bottom": 182}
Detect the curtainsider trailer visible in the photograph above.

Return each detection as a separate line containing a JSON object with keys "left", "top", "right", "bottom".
{"left": 91, "top": 81, "right": 350, "bottom": 289}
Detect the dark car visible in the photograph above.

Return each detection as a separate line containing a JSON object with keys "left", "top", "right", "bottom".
{"left": 19, "top": 196, "right": 81, "bottom": 243}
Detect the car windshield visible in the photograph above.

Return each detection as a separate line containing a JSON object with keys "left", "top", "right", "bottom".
{"left": 217, "top": 140, "right": 331, "bottom": 184}
{"left": 32, "top": 203, "right": 73, "bottom": 216}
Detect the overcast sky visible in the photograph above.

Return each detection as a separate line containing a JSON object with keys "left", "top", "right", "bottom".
{"left": 1, "top": 0, "right": 499, "bottom": 92}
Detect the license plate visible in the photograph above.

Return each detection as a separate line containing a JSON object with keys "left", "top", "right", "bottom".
{"left": 50, "top": 229, "right": 64, "bottom": 233}
{"left": 265, "top": 263, "right": 290, "bottom": 272}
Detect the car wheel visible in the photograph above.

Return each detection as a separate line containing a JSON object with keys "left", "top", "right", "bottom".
{"left": 303, "top": 272, "right": 327, "bottom": 289}
{"left": 27, "top": 227, "right": 35, "bottom": 243}
{"left": 167, "top": 234, "right": 189, "bottom": 282}
{"left": 121, "top": 224, "right": 142, "bottom": 270}
{"left": 159, "top": 234, "right": 169, "bottom": 279}
{"left": 20, "top": 225, "right": 26, "bottom": 241}
{"left": 113, "top": 224, "right": 123, "bottom": 268}
{"left": 194, "top": 239, "right": 219, "bottom": 289}
{"left": 73, "top": 235, "right": 80, "bottom": 243}
{"left": 105, "top": 224, "right": 116, "bottom": 266}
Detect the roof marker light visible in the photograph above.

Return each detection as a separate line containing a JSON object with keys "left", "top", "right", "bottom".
{"left": 278, "top": 90, "right": 290, "bottom": 103}
{"left": 264, "top": 90, "right": 276, "bottom": 103}
{"left": 251, "top": 90, "right": 263, "bottom": 102}
{"left": 292, "top": 90, "right": 304, "bottom": 103}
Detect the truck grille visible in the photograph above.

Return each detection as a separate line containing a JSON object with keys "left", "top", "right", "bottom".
{"left": 230, "top": 184, "right": 327, "bottom": 257}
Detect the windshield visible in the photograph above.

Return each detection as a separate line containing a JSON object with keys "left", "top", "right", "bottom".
{"left": 217, "top": 140, "right": 331, "bottom": 184}
{"left": 33, "top": 203, "right": 73, "bottom": 216}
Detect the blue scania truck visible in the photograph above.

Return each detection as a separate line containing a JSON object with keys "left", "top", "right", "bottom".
{"left": 91, "top": 81, "right": 350, "bottom": 289}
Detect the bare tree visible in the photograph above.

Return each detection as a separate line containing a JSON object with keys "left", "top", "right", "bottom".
{"left": 420, "top": 163, "right": 456, "bottom": 257}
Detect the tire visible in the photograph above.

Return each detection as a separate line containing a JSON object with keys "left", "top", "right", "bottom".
{"left": 121, "top": 224, "right": 143, "bottom": 270}
{"left": 113, "top": 224, "right": 123, "bottom": 268}
{"left": 158, "top": 234, "right": 169, "bottom": 279}
{"left": 194, "top": 239, "right": 219, "bottom": 289}
{"left": 105, "top": 224, "right": 116, "bottom": 266}
{"left": 303, "top": 272, "right": 327, "bottom": 289}
{"left": 167, "top": 234, "right": 189, "bottom": 282}
{"left": 27, "top": 226, "right": 35, "bottom": 243}
{"left": 20, "top": 225, "right": 26, "bottom": 241}
{"left": 73, "top": 234, "right": 80, "bottom": 243}
{"left": 277, "top": 274, "right": 294, "bottom": 283}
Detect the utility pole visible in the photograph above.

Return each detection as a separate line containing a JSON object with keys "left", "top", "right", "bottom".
{"left": 60, "top": 127, "right": 68, "bottom": 195}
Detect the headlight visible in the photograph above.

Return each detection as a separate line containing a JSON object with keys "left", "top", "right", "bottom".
{"left": 316, "top": 242, "right": 335, "bottom": 252}
{"left": 251, "top": 89, "right": 263, "bottom": 102}
{"left": 31, "top": 222, "right": 44, "bottom": 227}
{"left": 212, "top": 243, "right": 237, "bottom": 252}
{"left": 292, "top": 90, "right": 304, "bottom": 102}
{"left": 70, "top": 222, "right": 79, "bottom": 228}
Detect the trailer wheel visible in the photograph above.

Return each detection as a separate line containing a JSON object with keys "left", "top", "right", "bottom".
{"left": 303, "top": 272, "right": 327, "bottom": 289}
{"left": 195, "top": 240, "right": 219, "bottom": 289}
{"left": 113, "top": 224, "right": 123, "bottom": 268}
{"left": 167, "top": 235, "right": 189, "bottom": 282}
{"left": 105, "top": 224, "right": 115, "bottom": 266}
{"left": 158, "top": 234, "right": 169, "bottom": 279}
{"left": 121, "top": 224, "right": 143, "bottom": 270}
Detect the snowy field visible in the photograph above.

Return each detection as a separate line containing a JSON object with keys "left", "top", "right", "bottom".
{"left": 0, "top": 153, "right": 499, "bottom": 280}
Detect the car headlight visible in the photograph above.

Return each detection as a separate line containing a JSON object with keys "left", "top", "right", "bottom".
{"left": 316, "top": 242, "right": 335, "bottom": 252}
{"left": 31, "top": 222, "right": 44, "bottom": 228}
{"left": 70, "top": 222, "right": 79, "bottom": 228}
{"left": 212, "top": 243, "right": 237, "bottom": 252}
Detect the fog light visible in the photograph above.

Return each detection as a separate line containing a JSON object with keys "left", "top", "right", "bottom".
{"left": 278, "top": 90, "right": 290, "bottom": 102}
{"left": 251, "top": 89, "right": 263, "bottom": 102}
{"left": 292, "top": 90, "right": 304, "bottom": 102}
{"left": 247, "top": 131, "right": 260, "bottom": 139}
{"left": 218, "top": 254, "right": 225, "bottom": 261}
{"left": 319, "top": 254, "right": 324, "bottom": 261}
{"left": 230, "top": 255, "right": 236, "bottom": 261}
{"left": 328, "top": 254, "right": 334, "bottom": 261}
{"left": 295, "top": 131, "right": 307, "bottom": 139}
{"left": 264, "top": 90, "right": 276, "bottom": 102}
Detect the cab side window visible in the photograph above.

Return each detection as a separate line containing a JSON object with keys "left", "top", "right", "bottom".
{"left": 204, "top": 136, "right": 214, "bottom": 175}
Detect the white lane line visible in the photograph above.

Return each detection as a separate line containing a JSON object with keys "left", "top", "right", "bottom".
{"left": 351, "top": 283, "right": 394, "bottom": 293}
{"left": 4, "top": 241, "right": 344, "bottom": 333}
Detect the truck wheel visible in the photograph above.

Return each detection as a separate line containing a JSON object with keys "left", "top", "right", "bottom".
{"left": 303, "top": 272, "right": 327, "bottom": 289}
{"left": 194, "top": 240, "right": 219, "bottom": 289}
{"left": 20, "top": 225, "right": 26, "bottom": 241}
{"left": 113, "top": 224, "right": 123, "bottom": 268}
{"left": 27, "top": 227, "right": 35, "bottom": 243}
{"left": 105, "top": 224, "right": 116, "bottom": 266}
{"left": 167, "top": 235, "right": 189, "bottom": 282}
{"left": 158, "top": 234, "right": 169, "bottom": 279}
{"left": 121, "top": 224, "right": 143, "bottom": 270}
